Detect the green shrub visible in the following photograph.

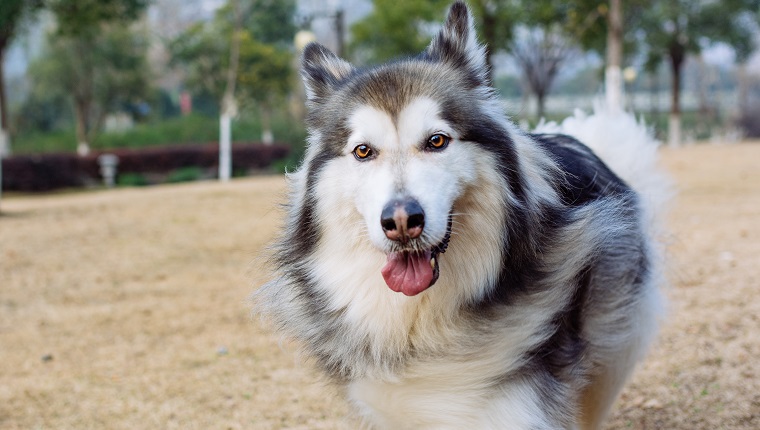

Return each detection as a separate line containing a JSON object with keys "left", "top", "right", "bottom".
{"left": 117, "top": 173, "right": 149, "bottom": 187}
{"left": 12, "top": 108, "right": 307, "bottom": 155}
{"left": 166, "top": 166, "right": 204, "bottom": 183}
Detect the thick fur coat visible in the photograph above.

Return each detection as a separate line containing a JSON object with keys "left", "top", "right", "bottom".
{"left": 257, "top": 2, "right": 665, "bottom": 429}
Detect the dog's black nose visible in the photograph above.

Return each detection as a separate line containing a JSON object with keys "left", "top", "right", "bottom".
{"left": 381, "top": 198, "right": 425, "bottom": 243}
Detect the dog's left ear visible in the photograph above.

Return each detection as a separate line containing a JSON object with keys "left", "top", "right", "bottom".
{"left": 301, "top": 42, "right": 354, "bottom": 103}
{"left": 426, "top": 1, "right": 489, "bottom": 85}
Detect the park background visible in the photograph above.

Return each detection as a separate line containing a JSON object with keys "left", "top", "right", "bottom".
{"left": 1, "top": 1, "right": 760, "bottom": 429}
{"left": 1, "top": 0, "right": 759, "bottom": 182}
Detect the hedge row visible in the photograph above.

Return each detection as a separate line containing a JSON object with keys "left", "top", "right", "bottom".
{"left": 2, "top": 142, "right": 290, "bottom": 192}
{"left": 737, "top": 104, "right": 760, "bottom": 138}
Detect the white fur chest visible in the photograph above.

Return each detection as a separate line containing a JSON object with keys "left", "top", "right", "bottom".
{"left": 346, "top": 352, "right": 552, "bottom": 429}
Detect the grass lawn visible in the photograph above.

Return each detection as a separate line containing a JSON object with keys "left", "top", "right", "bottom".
{"left": 1, "top": 142, "right": 759, "bottom": 429}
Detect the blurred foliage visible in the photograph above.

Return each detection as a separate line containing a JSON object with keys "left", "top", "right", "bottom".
{"left": 8, "top": 0, "right": 760, "bottom": 156}
{"left": 170, "top": 0, "right": 295, "bottom": 109}
{"left": 567, "top": 0, "right": 652, "bottom": 62}
{"left": 0, "top": 0, "right": 44, "bottom": 65}
{"left": 45, "top": 0, "right": 150, "bottom": 36}
{"left": 26, "top": 23, "right": 151, "bottom": 149}
{"left": 12, "top": 111, "right": 306, "bottom": 154}
{"left": 0, "top": 0, "right": 44, "bottom": 132}
{"left": 13, "top": 0, "right": 151, "bottom": 152}
{"left": 349, "top": 0, "right": 449, "bottom": 64}
{"left": 510, "top": 26, "right": 576, "bottom": 118}
{"left": 236, "top": 32, "right": 292, "bottom": 105}
{"left": 166, "top": 166, "right": 204, "bottom": 183}
{"left": 214, "top": 0, "right": 297, "bottom": 47}
{"left": 0, "top": 0, "right": 42, "bottom": 36}
{"left": 468, "top": 0, "right": 521, "bottom": 70}
{"left": 117, "top": 172, "right": 149, "bottom": 187}
{"left": 493, "top": 74, "right": 524, "bottom": 99}
{"left": 640, "top": 0, "right": 760, "bottom": 65}
{"left": 170, "top": 23, "right": 292, "bottom": 107}
{"left": 638, "top": 0, "right": 760, "bottom": 116}
{"left": 14, "top": 91, "right": 71, "bottom": 134}
{"left": 348, "top": 1, "right": 640, "bottom": 69}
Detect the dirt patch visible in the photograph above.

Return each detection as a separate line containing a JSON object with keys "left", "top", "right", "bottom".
{"left": 1, "top": 142, "right": 758, "bottom": 429}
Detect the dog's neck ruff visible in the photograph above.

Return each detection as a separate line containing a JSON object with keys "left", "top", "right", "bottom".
{"left": 380, "top": 216, "right": 452, "bottom": 296}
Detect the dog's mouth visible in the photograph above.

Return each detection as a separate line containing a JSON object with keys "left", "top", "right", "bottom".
{"left": 380, "top": 216, "right": 452, "bottom": 296}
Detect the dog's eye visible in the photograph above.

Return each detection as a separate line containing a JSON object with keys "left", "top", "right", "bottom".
{"left": 353, "top": 144, "right": 374, "bottom": 160}
{"left": 427, "top": 134, "right": 450, "bottom": 150}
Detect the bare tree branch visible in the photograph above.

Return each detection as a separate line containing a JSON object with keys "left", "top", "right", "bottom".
{"left": 510, "top": 25, "right": 575, "bottom": 118}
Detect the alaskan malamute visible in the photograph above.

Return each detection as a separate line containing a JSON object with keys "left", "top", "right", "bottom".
{"left": 258, "top": 2, "right": 665, "bottom": 428}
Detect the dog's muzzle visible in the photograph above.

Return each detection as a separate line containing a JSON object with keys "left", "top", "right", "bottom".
{"left": 379, "top": 198, "right": 452, "bottom": 296}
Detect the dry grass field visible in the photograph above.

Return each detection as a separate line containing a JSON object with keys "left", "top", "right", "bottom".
{"left": 1, "top": 142, "right": 759, "bottom": 429}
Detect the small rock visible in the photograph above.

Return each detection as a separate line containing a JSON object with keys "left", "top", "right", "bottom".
{"left": 217, "top": 346, "right": 229, "bottom": 356}
{"left": 643, "top": 398, "right": 663, "bottom": 409}
{"left": 41, "top": 354, "right": 54, "bottom": 362}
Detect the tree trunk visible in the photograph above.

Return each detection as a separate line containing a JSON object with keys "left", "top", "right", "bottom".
{"left": 668, "top": 43, "right": 685, "bottom": 147}
{"left": 536, "top": 91, "right": 546, "bottom": 119}
{"left": 0, "top": 45, "right": 7, "bottom": 133}
{"left": 73, "top": 98, "right": 91, "bottom": 156}
{"left": 605, "top": 0, "right": 624, "bottom": 112}
{"left": 334, "top": 8, "right": 345, "bottom": 59}
{"left": 1, "top": 40, "right": 8, "bottom": 209}
{"left": 737, "top": 63, "right": 749, "bottom": 113}
{"left": 649, "top": 71, "right": 658, "bottom": 117}
{"left": 0, "top": 46, "right": 10, "bottom": 158}
{"left": 0, "top": 53, "right": 5, "bottom": 209}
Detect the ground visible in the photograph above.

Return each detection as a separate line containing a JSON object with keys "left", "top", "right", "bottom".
{"left": 1, "top": 142, "right": 759, "bottom": 429}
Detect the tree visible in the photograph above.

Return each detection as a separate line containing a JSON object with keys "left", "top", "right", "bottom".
{"left": 350, "top": 0, "right": 519, "bottom": 75}
{"left": 526, "top": 0, "right": 653, "bottom": 112}
{"left": 0, "top": 0, "right": 44, "bottom": 210}
{"left": 28, "top": 23, "right": 150, "bottom": 155}
{"left": 39, "top": 0, "right": 150, "bottom": 154}
{"left": 508, "top": 1, "right": 581, "bottom": 118}
{"left": 640, "top": 0, "right": 760, "bottom": 146}
{"left": 350, "top": 0, "right": 449, "bottom": 64}
{"left": 45, "top": 0, "right": 150, "bottom": 36}
{"left": 243, "top": 0, "right": 297, "bottom": 46}
{"left": 597, "top": 0, "right": 654, "bottom": 111}
{"left": 0, "top": 0, "right": 44, "bottom": 155}
{"left": 468, "top": 0, "right": 521, "bottom": 75}
{"left": 169, "top": 0, "right": 294, "bottom": 132}
{"left": 510, "top": 25, "right": 575, "bottom": 118}
{"left": 170, "top": 0, "right": 295, "bottom": 180}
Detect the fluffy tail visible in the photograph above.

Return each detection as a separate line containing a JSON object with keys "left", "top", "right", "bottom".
{"left": 533, "top": 105, "right": 672, "bottom": 229}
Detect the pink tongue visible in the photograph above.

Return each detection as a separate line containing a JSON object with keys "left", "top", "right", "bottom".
{"left": 381, "top": 251, "right": 434, "bottom": 296}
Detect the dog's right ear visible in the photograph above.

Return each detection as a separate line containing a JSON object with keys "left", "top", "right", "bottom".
{"left": 301, "top": 43, "right": 353, "bottom": 102}
{"left": 426, "top": 1, "right": 488, "bottom": 86}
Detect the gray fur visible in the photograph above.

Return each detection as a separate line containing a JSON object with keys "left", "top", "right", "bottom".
{"left": 256, "top": 2, "right": 663, "bottom": 428}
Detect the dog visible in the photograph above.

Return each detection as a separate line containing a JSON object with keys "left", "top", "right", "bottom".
{"left": 257, "top": 2, "right": 665, "bottom": 428}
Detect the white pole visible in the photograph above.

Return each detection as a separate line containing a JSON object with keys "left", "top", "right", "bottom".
{"left": 219, "top": 108, "right": 232, "bottom": 182}
{"left": 605, "top": 0, "right": 624, "bottom": 112}
{"left": 606, "top": 66, "right": 623, "bottom": 112}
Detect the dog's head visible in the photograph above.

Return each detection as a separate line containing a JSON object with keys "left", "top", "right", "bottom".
{"left": 293, "top": 2, "right": 511, "bottom": 297}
